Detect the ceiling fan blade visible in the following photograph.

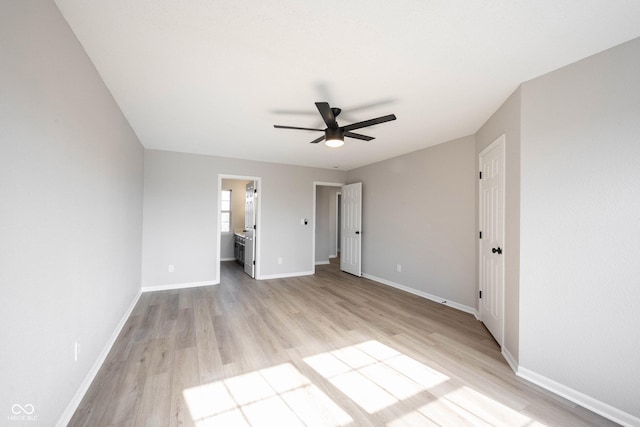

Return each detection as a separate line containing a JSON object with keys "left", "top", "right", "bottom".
{"left": 342, "top": 114, "right": 397, "bottom": 132}
{"left": 274, "top": 125, "right": 325, "bottom": 132}
{"left": 315, "top": 102, "right": 338, "bottom": 129}
{"left": 344, "top": 131, "right": 374, "bottom": 141}
{"left": 309, "top": 135, "right": 326, "bottom": 144}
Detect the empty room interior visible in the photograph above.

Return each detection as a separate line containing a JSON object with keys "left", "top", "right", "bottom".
{"left": 2, "top": 1, "right": 640, "bottom": 426}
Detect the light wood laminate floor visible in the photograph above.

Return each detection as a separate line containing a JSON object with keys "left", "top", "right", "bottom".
{"left": 70, "top": 260, "right": 616, "bottom": 426}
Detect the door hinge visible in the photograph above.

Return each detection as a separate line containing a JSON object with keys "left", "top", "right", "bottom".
{"left": 479, "top": 171, "right": 482, "bottom": 179}
{"left": 479, "top": 290, "right": 482, "bottom": 299}
{"left": 479, "top": 231, "right": 482, "bottom": 239}
{"left": 253, "top": 224, "right": 256, "bottom": 230}
{"left": 253, "top": 260, "right": 255, "bottom": 265}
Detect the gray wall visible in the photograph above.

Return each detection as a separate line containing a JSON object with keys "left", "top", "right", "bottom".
{"left": 347, "top": 136, "right": 477, "bottom": 309}
{"left": 315, "top": 186, "right": 340, "bottom": 263}
{"left": 519, "top": 37, "right": 640, "bottom": 418}
{"left": 142, "top": 150, "right": 346, "bottom": 286}
{"left": 475, "top": 88, "right": 521, "bottom": 363}
{"left": 0, "top": 1, "right": 144, "bottom": 423}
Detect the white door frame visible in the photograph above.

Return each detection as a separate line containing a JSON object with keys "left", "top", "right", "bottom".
{"left": 217, "top": 174, "right": 262, "bottom": 282}
{"left": 312, "top": 181, "right": 344, "bottom": 274}
{"left": 334, "top": 191, "right": 341, "bottom": 258}
{"left": 244, "top": 181, "right": 257, "bottom": 278}
{"left": 478, "top": 134, "right": 505, "bottom": 346}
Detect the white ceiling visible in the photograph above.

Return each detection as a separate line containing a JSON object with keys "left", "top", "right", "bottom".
{"left": 54, "top": 0, "right": 640, "bottom": 170}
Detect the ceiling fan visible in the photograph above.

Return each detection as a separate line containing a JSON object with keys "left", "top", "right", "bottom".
{"left": 274, "top": 102, "right": 397, "bottom": 147}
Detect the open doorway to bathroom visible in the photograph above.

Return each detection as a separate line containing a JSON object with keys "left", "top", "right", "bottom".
{"left": 217, "top": 174, "right": 261, "bottom": 281}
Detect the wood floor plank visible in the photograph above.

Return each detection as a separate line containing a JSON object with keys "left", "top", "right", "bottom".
{"left": 134, "top": 371, "right": 172, "bottom": 427}
{"left": 192, "top": 287, "right": 224, "bottom": 384}
{"left": 68, "top": 360, "right": 125, "bottom": 426}
{"left": 106, "top": 314, "right": 141, "bottom": 364}
{"left": 70, "top": 261, "right": 616, "bottom": 427}
{"left": 174, "top": 308, "right": 196, "bottom": 349}
{"left": 101, "top": 341, "right": 153, "bottom": 425}
{"left": 169, "top": 347, "right": 199, "bottom": 427}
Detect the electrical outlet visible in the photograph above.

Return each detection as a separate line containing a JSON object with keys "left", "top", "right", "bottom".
{"left": 168, "top": 264, "right": 175, "bottom": 272}
{"left": 74, "top": 341, "right": 79, "bottom": 362}
{"left": 397, "top": 264, "right": 402, "bottom": 273}
{"left": 277, "top": 257, "right": 283, "bottom": 265}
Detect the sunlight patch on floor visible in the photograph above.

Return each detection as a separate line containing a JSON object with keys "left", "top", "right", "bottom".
{"left": 303, "top": 340, "right": 449, "bottom": 414}
{"left": 184, "top": 340, "right": 545, "bottom": 426}
{"left": 183, "top": 362, "right": 352, "bottom": 426}
{"left": 304, "top": 340, "right": 545, "bottom": 426}
{"left": 424, "top": 385, "right": 547, "bottom": 427}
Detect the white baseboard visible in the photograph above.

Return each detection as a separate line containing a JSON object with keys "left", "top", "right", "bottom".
{"left": 56, "top": 289, "right": 142, "bottom": 427}
{"left": 141, "top": 280, "right": 219, "bottom": 292}
{"left": 518, "top": 367, "right": 640, "bottom": 427}
{"left": 57, "top": 277, "right": 221, "bottom": 425}
{"left": 362, "top": 273, "right": 478, "bottom": 317}
{"left": 315, "top": 261, "right": 330, "bottom": 265}
{"left": 501, "top": 346, "right": 518, "bottom": 374}
{"left": 258, "top": 270, "right": 314, "bottom": 280}
{"left": 220, "top": 257, "right": 236, "bottom": 262}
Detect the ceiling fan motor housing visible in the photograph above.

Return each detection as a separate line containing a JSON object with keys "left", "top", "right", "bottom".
{"left": 325, "top": 127, "right": 343, "bottom": 141}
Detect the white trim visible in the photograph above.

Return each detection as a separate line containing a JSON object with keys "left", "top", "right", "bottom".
{"left": 334, "top": 192, "right": 341, "bottom": 260}
{"left": 502, "top": 346, "right": 518, "bottom": 373}
{"left": 518, "top": 367, "right": 640, "bottom": 427}
{"left": 56, "top": 290, "right": 142, "bottom": 427}
{"left": 362, "top": 273, "right": 478, "bottom": 317}
{"left": 315, "top": 261, "right": 330, "bottom": 265}
{"left": 314, "top": 181, "right": 346, "bottom": 186}
{"left": 258, "top": 270, "right": 314, "bottom": 280}
{"left": 220, "top": 257, "right": 236, "bottom": 262}
{"left": 141, "top": 280, "right": 218, "bottom": 293}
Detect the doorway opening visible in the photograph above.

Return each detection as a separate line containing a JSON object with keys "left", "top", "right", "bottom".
{"left": 217, "top": 174, "right": 262, "bottom": 282}
{"left": 313, "top": 182, "right": 343, "bottom": 273}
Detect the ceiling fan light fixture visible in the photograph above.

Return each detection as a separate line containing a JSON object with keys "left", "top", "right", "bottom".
{"left": 325, "top": 127, "right": 344, "bottom": 148}
{"left": 325, "top": 138, "right": 344, "bottom": 148}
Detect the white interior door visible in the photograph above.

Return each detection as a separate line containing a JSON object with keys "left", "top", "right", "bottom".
{"left": 479, "top": 135, "right": 505, "bottom": 345}
{"left": 244, "top": 181, "right": 256, "bottom": 278}
{"left": 341, "top": 182, "right": 362, "bottom": 276}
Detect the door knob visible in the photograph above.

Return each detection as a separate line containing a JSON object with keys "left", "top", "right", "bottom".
{"left": 492, "top": 247, "right": 502, "bottom": 254}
